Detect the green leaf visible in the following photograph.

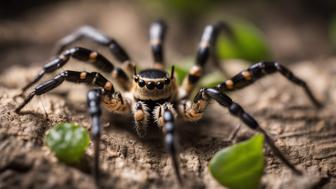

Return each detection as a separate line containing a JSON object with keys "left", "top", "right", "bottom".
{"left": 216, "top": 20, "right": 271, "bottom": 62}
{"left": 209, "top": 134, "right": 265, "bottom": 189}
{"left": 45, "top": 122, "right": 90, "bottom": 164}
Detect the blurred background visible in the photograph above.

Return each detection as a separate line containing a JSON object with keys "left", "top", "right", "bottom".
{"left": 0, "top": 0, "right": 336, "bottom": 71}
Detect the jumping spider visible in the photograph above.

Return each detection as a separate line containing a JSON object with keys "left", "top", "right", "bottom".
{"left": 15, "top": 20, "right": 321, "bottom": 184}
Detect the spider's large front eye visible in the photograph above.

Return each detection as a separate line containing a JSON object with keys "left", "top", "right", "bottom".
{"left": 146, "top": 82, "right": 155, "bottom": 90}
{"left": 156, "top": 81, "right": 164, "bottom": 89}
{"left": 138, "top": 79, "right": 145, "bottom": 87}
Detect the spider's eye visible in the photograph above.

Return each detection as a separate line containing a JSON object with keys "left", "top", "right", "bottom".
{"left": 146, "top": 81, "right": 155, "bottom": 90}
{"left": 156, "top": 81, "right": 164, "bottom": 89}
{"left": 164, "top": 78, "right": 170, "bottom": 85}
{"left": 134, "top": 76, "right": 139, "bottom": 82}
{"left": 138, "top": 79, "right": 145, "bottom": 87}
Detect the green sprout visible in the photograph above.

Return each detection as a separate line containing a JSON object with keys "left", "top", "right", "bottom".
{"left": 209, "top": 134, "right": 265, "bottom": 189}
{"left": 45, "top": 122, "right": 90, "bottom": 164}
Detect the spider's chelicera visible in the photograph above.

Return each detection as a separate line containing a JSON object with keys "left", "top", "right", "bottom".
{"left": 15, "top": 20, "right": 322, "bottom": 184}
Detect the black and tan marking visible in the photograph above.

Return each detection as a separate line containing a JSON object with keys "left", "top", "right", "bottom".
{"left": 21, "top": 47, "right": 131, "bottom": 94}
{"left": 154, "top": 102, "right": 177, "bottom": 128}
{"left": 55, "top": 26, "right": 135, "bottom": 76}
{"left": 132, "top": 69, "right": 177, "bottom": 101}
{"left": 150, "top": 20, "right": 167, "bottom": 69}
{"left": 216, "top": 61, "right": 322, "bottom": 107}
{"left": 15, "top": 70, "right": 119, "bottom": 113}
{"left": 183, "top": 88, "right": 302, "bottom": 175}
{"left": 161, "top": 106, "right": 182, "bottom": 184}
{"left": 180, "top": 25, "right": 217, "bottom": 99}
{"left": 133, "top": 101, "right": 150, "bottom": 137}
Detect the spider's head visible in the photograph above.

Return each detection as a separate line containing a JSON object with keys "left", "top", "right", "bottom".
{"left": 132, "top": 67, "right": 177, "bottom": 101}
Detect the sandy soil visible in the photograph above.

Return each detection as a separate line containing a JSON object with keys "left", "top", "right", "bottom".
{"left": 0, "top": 59, "right": 336, "bottom": 189}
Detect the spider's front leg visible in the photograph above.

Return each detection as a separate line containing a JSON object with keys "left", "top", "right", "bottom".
{"left": 216, "top": 61, "right": 322, "bottom": 108}
{"left": 179, "top": 22, "right": 232, "bottom": 98}
{"left": 154, "top": 103, "right": 182, "bottom": 184}
{"left": 179, "top": 88, "right": 302, "bottom": 175}
{"left": 87, "top": 88, "right": 103, "bottom": 184}
{"left": 88, "top": 88, "right": 132, "bottom": 184}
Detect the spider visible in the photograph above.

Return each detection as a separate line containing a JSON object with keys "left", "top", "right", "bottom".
{"left": 14, "top": 20, "right": 322, "bottom": 185}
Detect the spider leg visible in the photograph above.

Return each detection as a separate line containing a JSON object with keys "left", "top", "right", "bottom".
{"left": 133, "top": 101, "right": 150, "bottom": 137}
{"left": 216, "top": 61, "right": 322, "bottom": 108}
{"left": 20, "top": 47, "right": 131, "bottom": 94}
{"left": 54, "top": 26, "right": 135, "bottom": 75}
{"left": 179, "top": 88, "right": 302, "bottom": 175}
{"left": 180, "top": 22, "right": 232, "bottom": 99}
{"left": 149, "top": 20, "right": 167, "bottom": 69}
{"left": 155, "top": 103, "right": 182, "bottom": 184}
{"left": 87, "top": 88, "right": 103, "bottom": 184}
{"left": 15, "top": 70, "right": 130, "bottom": 113}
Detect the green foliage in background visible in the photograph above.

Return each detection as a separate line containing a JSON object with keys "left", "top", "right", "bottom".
{"left": 329, "top": 15, "right": 336, "bottom": 52}
{"left": 45, "top": 123, "right": 90, "bottom": 164}
{"left": 216, "top": 21, "right": 271, "bottom": 62}
{"left": 209, "top": 134, "right": 265, "bottom": 189}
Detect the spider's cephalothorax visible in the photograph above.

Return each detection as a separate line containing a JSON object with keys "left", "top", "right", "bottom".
{"left": 15, "top": 20, "right": 322, "bottom": 185}
{"left": 132, "top": 68, "right": 177, "bottom": 101}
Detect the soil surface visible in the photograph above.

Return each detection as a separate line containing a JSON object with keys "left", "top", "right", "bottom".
{"left": 0, "top": 59, "right": 336, "bottom": 189}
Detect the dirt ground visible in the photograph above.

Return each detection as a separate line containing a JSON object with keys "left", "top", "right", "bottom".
{"left": 0, "top": 59, "right": 336, "bottom": 189}
{"left": 1, "top": 1, "right": 336, "bottom": 189}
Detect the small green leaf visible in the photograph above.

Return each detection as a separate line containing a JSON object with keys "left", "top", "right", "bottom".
{"left": 216, "top": 20, "right": 271, "bottom": 62}
{"left": 209, "top": 134, "right": 265, "bottom": 189}
{"left": 45, "top": 122, "right": 90, "bottom": 164}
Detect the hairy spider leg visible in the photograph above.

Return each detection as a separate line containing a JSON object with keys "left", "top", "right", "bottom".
{"left": 162, "top": 106, "right": 182, "bottom": 184}
{"left": 208, "top": 21, "right": 235, "bottom": 77}
{"left": 20, "top": 47, "right": 131, "bottom": 94}
{"left": 15, "top": 70, "right": 130, "bottom": 113}
{"left": 180, "top": 22, "right": 230, "bottom": 98}
{"left": 149, "top": 20, "right": 167, "bottom": 70}
{"left": 216, "top": 61, "right": 322, "bottom": 108}
{"left": 180, "top": 88, "right": 302, "bottom": 175}
{"left": 55, "top": 26, "right": 135, "bottom": 76}
{"left": 87, "top": 88, "right": 103, "bottom": 184}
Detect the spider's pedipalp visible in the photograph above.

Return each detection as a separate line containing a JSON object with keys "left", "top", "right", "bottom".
{"left": 133, "top": 101, "right": 150, "bottom": 137}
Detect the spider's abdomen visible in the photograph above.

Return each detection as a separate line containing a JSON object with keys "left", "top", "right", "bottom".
{"left": 131, "top": 68, "right": 177, "bottom": 101}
